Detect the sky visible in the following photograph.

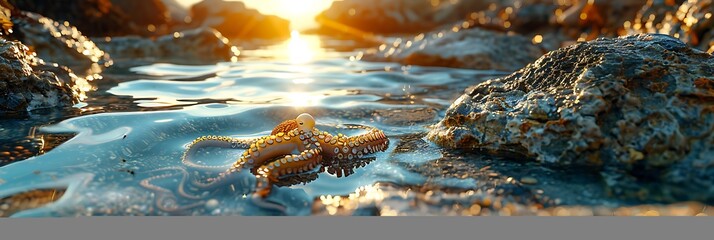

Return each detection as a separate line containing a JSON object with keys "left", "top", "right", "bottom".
{"left": 176, "top": 0, "right": 336, "bottom": 30}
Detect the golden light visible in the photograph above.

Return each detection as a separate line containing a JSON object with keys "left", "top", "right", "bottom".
{"left": 287, "top": 30, "right": 314, "bottom": 64}
{"left": 236, "top": 30, "right": 327, "bottom": 65}
{"left": 177, "top": 0, "right": 335, "bottom": 30}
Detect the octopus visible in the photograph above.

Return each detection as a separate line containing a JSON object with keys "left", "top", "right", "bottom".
{"left": 169, "top": 113, "right": 390, "bottom": 201}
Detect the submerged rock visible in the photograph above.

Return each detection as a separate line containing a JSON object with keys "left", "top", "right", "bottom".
{"left": 626, "top": 0, "right": 714, "bottom": 52}
{"left": 361, "top": 27, "right": 544, "bottom": 72}
{"left": 0, "top": 39, "right": 88, "bottom": 112}
{"left": 189, "top": 0, "right": 290, "bottom": 40}
{"left": 427, "top": 34, "right": 714, "bottom": 202}
{"left": 94, "top": 27, "right": 236, "bottom": 63}
{"left": 9, "top": 11, "right": 111, "bottom": 70}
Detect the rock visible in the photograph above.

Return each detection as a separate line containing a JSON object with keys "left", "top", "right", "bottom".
{"left": 520, "top": 177, "right": 538, "bottom": 185}
{"left": 9, "top": 11, "right": 111, "bottom": 70}
{"left": 189, "top": 0, "right": 290, "bottom": 40}
{"left": 109, "top": 0, "right": 170, "bottom": 27}
{"left": 7, "top": 0, "right": 170, "bottom": 37}
{"left": 0, "top": 0, "right": 11, "bottom": 35}
{"left": 94, "top": 27, "right": 236, "bottom": 63}
{"left": 626, "top": 0, "right": 714, "bottom": 52}
{"left": 315, "top": 0, "right": 499, "bottom": 34}
{"left": 427, "top": 34, "right": 714, "bottom": 202}
{"left": 161, "top": 0, "right": 190, "bottom": 26}
{"left": 361, "top": 27, "right": 544, "bottom": 72}
{"left": 465, "top": 0, "right": 646, "bottom": 50}
{"left": 0, "top": 38, "right": 88, "bottom": 112}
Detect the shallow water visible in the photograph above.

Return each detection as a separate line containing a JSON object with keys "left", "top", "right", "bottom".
{"left": 0, "top": 34, "right": 524, "bottom": 216}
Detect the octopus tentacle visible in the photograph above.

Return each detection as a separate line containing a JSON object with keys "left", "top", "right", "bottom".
{"left": 253, "top": 148, "right": 323, "bottom": 197}
{"left": 230, "top": 129, "right": 305, "bottom": 172}
{"left": 190, "top": 129, "right": 305, "bottom": 190}
{"left": 317, "top": 128, "right": 389, "bottom": 161}
{"left": 154, "top": 193, "right": 206, "bottom": 215}
{"left": 139, "top": 167, "right": 204, "bottom": 199}
{"left": 182, "top": 135, "right": 255, "bottom": 171}
{"left": 139, "top": 168, "right": 207, "bottom": 213}
{"left": 256, "top": 148, "right": 323, "bottom": 182}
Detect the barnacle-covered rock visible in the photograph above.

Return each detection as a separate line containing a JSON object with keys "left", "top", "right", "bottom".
{"left": 0, "top": 39, "right": 88, "bottom": 112}
{"left": 427, "top": 34, "right": 714, "bottom": 202}
{"left": 361, "top": 27, "right": 544, "bottom": 72}
{"left": 94, "top": 27, "right": 236, "bottom": 63}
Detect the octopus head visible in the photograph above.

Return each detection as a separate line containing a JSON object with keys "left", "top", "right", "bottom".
{"left": 296, "top": 113, "right": 315, "bottom": 132}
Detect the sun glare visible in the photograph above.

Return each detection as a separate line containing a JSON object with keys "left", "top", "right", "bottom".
{"left": 178, "top": 0, "right": 335, "bottom": 30}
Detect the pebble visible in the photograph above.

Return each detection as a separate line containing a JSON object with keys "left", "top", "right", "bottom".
{"left": 205, "top": 199, "right": 219, "bottom": 209}
{"left": 469, "top": 204, "right": 481, "bottom": 215}
{"left": 520, "top": 177, "right": 538, "bottom": 185}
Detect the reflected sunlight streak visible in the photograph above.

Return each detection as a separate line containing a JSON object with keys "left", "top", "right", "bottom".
{"left": 286, "top": 92, "right": 323, "bottom": 107}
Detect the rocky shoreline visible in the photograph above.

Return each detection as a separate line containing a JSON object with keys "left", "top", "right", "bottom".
{"left": 0, "top": 0, "right": 289, "bottom": 113}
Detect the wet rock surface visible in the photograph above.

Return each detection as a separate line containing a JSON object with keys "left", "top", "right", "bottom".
{"left": 0, "top": 39, "right": 88, "bottom": 112}
{"left": 9, "top": 11, "right": 111, "bottom": 70}
{"left": 427, "top": 34, "right": 714, "bottom": 203}
{"left": 189, "top": 0, "right": 290, "bottom": 40}
{"left": 361, "top": 27, "right": 544, "bottom": 72}
{"left": 94, "top": 27, "right": 236, "bottom": 64}
{"left": 627, "top": 0, "right": 714, "bottom": 52}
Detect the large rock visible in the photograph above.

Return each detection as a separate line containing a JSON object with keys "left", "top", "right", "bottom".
{"left": 7, "top": 0, "right": 171, "bottom": 37}
{"left": 361, "top": 27, "right": 544, "bottom": 72}
{"left": 626, "top": 0, "right": 714, "bottom": 52}
{"left": 9, "top": 11, "right": 111, "bottom": 70}
{"left": 0, "top": 39, "right": 87, "bottom": 112}
{"left": 94, "top": 27, "right": 236, "bottom": 63}
{"left": 315, "top": 0, "right": 499, "bottom": 34}
{"left": 189, "top": 0, "right": 290, "bottom": 40}
{"left": 427, "top": 34, "right": 714, "bottom": 202}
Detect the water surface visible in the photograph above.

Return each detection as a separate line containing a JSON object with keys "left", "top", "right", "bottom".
{"left": 0, "top": 34, "right": 517, "bottom": 216}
